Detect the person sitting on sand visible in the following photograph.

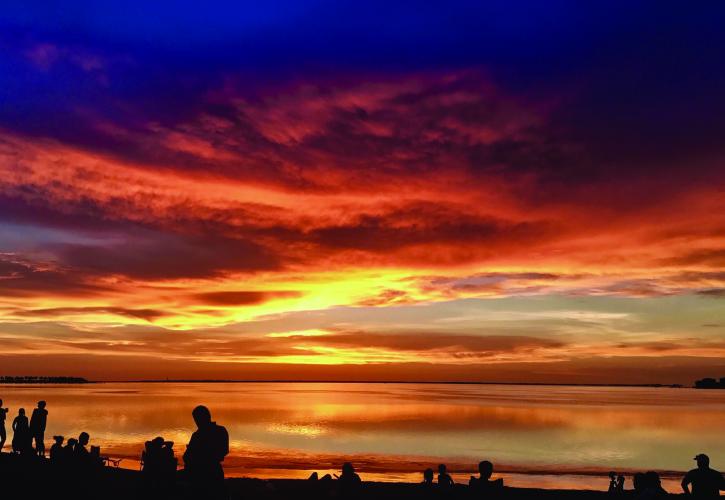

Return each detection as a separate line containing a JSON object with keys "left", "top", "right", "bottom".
{"left": 183, "top": 405, "right": 229, "bottom": 500}
{"left": 74, "top": 432, "right": 91, "bottom": 467}
{"left": 338, "top": 462, "right": 362, "bottom": 496}
{"left": 50, "top": 435, "right": 64, "bottom": 462}
{"left": 423, "top": 467, "right": 435, "bottom": 486}
{"left": 30, "top": 400, "right": 48, "bottom": 457}
{"left": 469, "top": 460, "right": 503, "bottom": 494}
{"left": 11, "top": 408, "right": 31, "bottom": 455}
{"left": 64, "top": 437, "right": 77, "bottom": 458}
{"left": 682, "top": 454, "right": 725, "bottom": 498}
{"left": 438, "top": 463, "right": 454, "bottom": 487}
{"left": 143, "top": 436, "right": 177, "bottom": 492}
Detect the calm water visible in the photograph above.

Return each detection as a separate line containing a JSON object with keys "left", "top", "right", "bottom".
{"left": 1, "top": 382, "right": 723, "bottom": 490}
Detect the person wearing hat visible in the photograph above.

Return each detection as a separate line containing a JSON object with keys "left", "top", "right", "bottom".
{"left": 682, "top": 453, "right": 725, "bottom": 498}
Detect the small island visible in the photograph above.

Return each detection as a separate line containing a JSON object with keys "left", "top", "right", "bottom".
{"left": 694, "top": 377, "right": 725, "bottom": 389}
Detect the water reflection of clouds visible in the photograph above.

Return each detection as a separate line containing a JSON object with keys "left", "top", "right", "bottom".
{"left": 0, "top": 382, "right": 723, "bottom": 483}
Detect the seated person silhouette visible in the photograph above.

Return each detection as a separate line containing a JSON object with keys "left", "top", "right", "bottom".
{"left": 74, "top": 432, "right": 92, "bottom": 468}
{"left": 183, "top": 405, "right": 229, "bottom": 500}
{"left": 420, "top": 467, "right": 437, "bottom": 498}
{"left": 338, "top": 462, "right": 362, "bottom": 496}
{"left": 422, "top": 467, "right": 435, "bottom": 486}
{"left": 438, "top": 463, "right": 455, "bottom": 487}
{"left": 644, "top": 471, "right": 667, "bottom": 498}
{"left": 682, "top": 454, "right": 725, "bottom": 498}
{"left": 143, "top": 436, "right": 177, "bottom": 492}
{"left": 469, "top": 460, "right": 504, "bottom": 494}
{"left": 30, "top": 400, "right": 48, "bottom": 457}
{"left": 50, "top": 435, "right": 64, "bottom": 462}
{"left": 64, "top": 437, "right": 78, "bottom": 465}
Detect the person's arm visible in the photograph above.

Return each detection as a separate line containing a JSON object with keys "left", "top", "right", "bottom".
{"left": 681, "top": 472, "right": 692, "bottom": 495}
{"left": 219, "top": 427, "right": 229, "bottom": 460}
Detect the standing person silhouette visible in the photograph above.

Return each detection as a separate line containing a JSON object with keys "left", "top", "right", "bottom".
{"left": 183, "top": 405, "right": 229, "bottom": 499}
{"left": 11, "top": 408, "right": 31, "bottom": 455}
{"left": 0, "top": 399, "right": 7, "bottom": 453}
{"left": 30, "top": 400, "right": 48, "bottom": 456}
{"left": 682, "top": 454, "right": 725, "bottom": 498}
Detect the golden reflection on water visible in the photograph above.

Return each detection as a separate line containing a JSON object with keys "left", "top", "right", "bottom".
{"left": 0, "top": 382, "right": 723, "bottom": 490}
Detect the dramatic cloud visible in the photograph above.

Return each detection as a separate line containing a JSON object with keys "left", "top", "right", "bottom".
{"left": 1, "top": 3, "right": 724, "bottom": 382}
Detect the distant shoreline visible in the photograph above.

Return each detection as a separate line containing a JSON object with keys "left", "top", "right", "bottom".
{"left": 99, "top": 379, "right": 686, "bottom": 388}
{"left": 0, "top": 377, "right": 688, "bottom": 388}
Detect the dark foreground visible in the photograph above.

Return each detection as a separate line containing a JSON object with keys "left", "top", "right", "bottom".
{"left": 0, "top": 453, "right": 685, "bottom": 500}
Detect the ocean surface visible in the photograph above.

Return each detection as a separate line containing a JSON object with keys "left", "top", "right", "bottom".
{"left": 1, "top": 382, "right": 723, "bottom": 490}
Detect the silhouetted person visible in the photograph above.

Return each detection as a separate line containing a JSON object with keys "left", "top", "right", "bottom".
{"left": 183, "top": 405, "right": 229, "bottom": 499}
{"left": 682, "top": 454, "right": 725, "bottom": 498}
{"left": 30, "top": 400, "right": 48, "bottom": 457}
{"left": 438, "top": 463, "right": 454, "bottom": 487}
{"left": 63, "top": 438, "right": 78, "bottom": 463}
{"left": 617, "top": 474, "right": 625, "bottom": 493}
{"left": 609, "top": 472, "right": 618, "bottom": 493}
{"left": 50, "top": 435, "right": 64, "bottom": 462}
{"left": 11, "top": 408, "right": 31, "bottom": 455}
{"left": 74, "top": 432, "right": 91, "bottom": 468}
{"left": 644, "top": 471, "right": 667, "bottom": 499}
{"left": 338, "top": 462, "right": 362, "bottom": 496}
{"left": 470, "top": 460, "right": 503, "bottom": 495}
{"left": 0, "top": 399, "right": 7, "bottom": 452}
{"left": 143, "top": 436, "right": 177, "bottom": 496}
{"left": 423, "top": 467, "right": 435, "bottom": 486}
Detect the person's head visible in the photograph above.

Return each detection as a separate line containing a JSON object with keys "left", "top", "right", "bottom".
{"left": 38, "top": 400, "right": 46, "bottom": 409}
{"left": 478, "top": 460, "right": 493, "bottom": 479}
{"left": 694, "top": 453, "right": 710, "bottom": 469}
{"left": 0, "top": 398, "right": 3, "bottom": 406}
{"left": 423, "top": 468, "right": 434, "bottom": 483}
{"left": 191, "top": 405, "right": 212, "bottom": 428}
{"left": 152, "top": 436, "right": 164, "bottom": 448}
{"left": 78, "top": 432, "right": 89, "bottom": 446}
{"left": 438, "top": 464, "right": 447, "bottom": 474}
{"left": 67, "top": 438, "right": 78, "bottom": 447}
{"left": 342, "top": 462, "right": 354, "bottom": 476}
{"left": 645, "top": 471, "right": 661, "bottom": 488}
{"left": 53, "top": 435, "right": 64, "bottom": 445}
{"left": 609, "top": 471, "right": 616, "bottom": 480}
{"left": 19, "top": 408, "right": 25, "bottom": 416}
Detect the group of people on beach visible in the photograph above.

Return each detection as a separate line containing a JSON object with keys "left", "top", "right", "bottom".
{"left": 1, "top": 399, "right": 48, "bottom": 456}
{"left": 1, "top": 398, "right": 724, "bottom": 499}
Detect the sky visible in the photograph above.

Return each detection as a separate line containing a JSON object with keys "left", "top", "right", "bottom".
{"left": 0, "top": 1, "right": 724, "bottom": 383}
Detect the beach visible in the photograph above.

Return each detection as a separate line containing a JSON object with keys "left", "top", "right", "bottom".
{"left": 0, "top": 452, "right": 678, "bottom": 499}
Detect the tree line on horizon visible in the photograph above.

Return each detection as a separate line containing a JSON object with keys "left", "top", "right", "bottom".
{"left": 0, "top": 376, "right": 89, "bottom": 384}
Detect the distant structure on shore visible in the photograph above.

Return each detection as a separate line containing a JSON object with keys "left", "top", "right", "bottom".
{"left": 694, "top": 377, "right": 725, "bottom": 389}
{"left": 0, "top": 376, "right": 89, "bottom": 384}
